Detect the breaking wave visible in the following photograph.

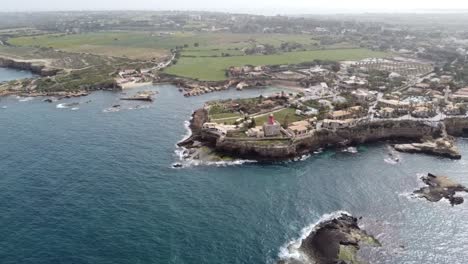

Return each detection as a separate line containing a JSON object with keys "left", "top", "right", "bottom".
{"left": 56, "top": 103, "right": 68, "bottom": 109}
{"left": 18, "top": 97, "right": 34, "bottom": 102}
{"left": 278, "top": 211, "right": 351, "bottom": 264}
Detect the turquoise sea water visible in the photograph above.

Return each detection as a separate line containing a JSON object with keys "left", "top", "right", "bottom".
{"left": 1, "top": 69, "right": 468, "bottom": 264}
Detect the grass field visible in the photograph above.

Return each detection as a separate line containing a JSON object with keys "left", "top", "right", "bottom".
{"left": 8, "top": 32, "right": 320, "bottom": 60}
{"left": 165, "top": 48, "right": 389, "bottom": 81}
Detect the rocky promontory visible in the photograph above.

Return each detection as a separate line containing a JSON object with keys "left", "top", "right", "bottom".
{"left": 413, "top": 173, "right": 468, "bottom": 206}
{"left": 0, "top": 57, "right": 59, "bottom": 77}
{"left": 393, "top": 137, "right": 461, "bottom": 159}
{"left": 279, "top": 213, "right": 380, "bottom": 264}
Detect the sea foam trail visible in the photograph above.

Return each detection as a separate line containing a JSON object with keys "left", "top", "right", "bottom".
{"left": 278, "top": 211, "right": 351, "bottom": 264}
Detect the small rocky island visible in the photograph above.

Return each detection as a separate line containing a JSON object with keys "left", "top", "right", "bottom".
{"left": 413, "top": 173, "right": 468, "bottom": 206}
{"left": 279, "top": 214, "right": 380, "bottom": 264}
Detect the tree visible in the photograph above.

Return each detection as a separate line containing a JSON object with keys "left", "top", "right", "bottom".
{"left": 282, "top": 114, "right": 290, "bottom": 129}
{"left": 248, "top": 118, "right": 256, "bottom": 128}
{"left": 194, "top": 42, "right": 199, "bottom": 47}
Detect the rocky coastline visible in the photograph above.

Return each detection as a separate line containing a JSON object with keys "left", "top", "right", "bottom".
{"left": 180, "top": 107, "right": 468, "bottom": 161}
{"left": 0, "top": 57, "right": 59, "bottom": 77}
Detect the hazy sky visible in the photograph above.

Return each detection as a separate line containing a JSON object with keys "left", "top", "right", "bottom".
{"left": 3, "top": 0, "right": 468, "bottom": 14}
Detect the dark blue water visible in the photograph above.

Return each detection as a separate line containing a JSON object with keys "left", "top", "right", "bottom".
{"left": 1, "top": 77, "right": 468, "bottom": 263}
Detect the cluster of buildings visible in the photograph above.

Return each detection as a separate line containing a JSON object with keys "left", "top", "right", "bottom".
{"left": 245, "top": 114, "right": 316, "bottom": 139}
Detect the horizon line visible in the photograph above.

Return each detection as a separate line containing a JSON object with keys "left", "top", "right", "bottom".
{"left": 2, "top": 8, "right": 468, "bottom": 16}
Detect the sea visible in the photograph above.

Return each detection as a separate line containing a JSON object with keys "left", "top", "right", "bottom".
{"left": 1, "top": 67, "right": 468, "bottom": 264}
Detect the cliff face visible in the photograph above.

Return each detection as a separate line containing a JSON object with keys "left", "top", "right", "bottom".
{"left": 0, "top": 57, "right": 59, "bottom": 77}
{"left": 212, "top": 120, "right": 443, "bottom": 160}
{"left": 444, "top": 118, "right": 468, "bottom": 136}
{"left": 216, "top": 139, "right": 297, "bottom": 159}
{"left": 177, "top": 108, "right": 209, "bottom": 147}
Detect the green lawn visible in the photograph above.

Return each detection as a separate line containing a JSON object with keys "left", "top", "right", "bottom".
{"left": 166, "top": 48, "right": 389, "bottom": 81}
{"left": 254, "top": 108, "right": 305, "bottom": 125}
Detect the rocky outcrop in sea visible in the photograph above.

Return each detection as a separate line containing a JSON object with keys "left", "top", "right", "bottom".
{"left": 393, "top": 137, "right": 461, "bottom": 159}
{"left": 413, "top": 173, "right": 468, "bottom": 206}
{"left": 278, "top": 213, "right": 380, "bottom": 264}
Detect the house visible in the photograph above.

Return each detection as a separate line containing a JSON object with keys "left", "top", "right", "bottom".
{"left": 414, "top": 83, "right": 431, "bottom": 89}
{"left": 379, "top": 107, "right": 396, "bottom": 118}
{"left": 340, "top": 76, "right": 368, "bottom": 89}
{"left": 321, "top": 119, "right": 358, "bottom": 130}
{"left": 329, "top": 110, "right": 353, "bottom": 120}
{"left": 411, "top": 106, "right": 435, "bottom": 118}
{"left": 443, "top": 103, "right": 463, "bottom": 116}
{"left": 288, "top": 120, "right": 311, "bottom": 136}
{"left": 246, "top": 127, "right": 264, "bottom": 138}
{"left": 389, "top": 72, "right": 402, "bottom": 79}
{"left": 378, "top": 99, "right": 410, "bottom": 112}
{"left": 440, "top": 75, "right": 454, "bottom": 84}
{"left": 352, "top": 89, "right": 376, "bottom": 103}
{"left": 452, "top": 88, "right": 468, "bottom": 102}
{"left": 304, "top": 108, "right": 319, "bottom": 116}
{"left": 328, "top": 106, "right": 363, "bottom": 120}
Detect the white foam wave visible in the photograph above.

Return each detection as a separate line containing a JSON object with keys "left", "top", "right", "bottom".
{"left": 71, "top": 107, "right": 79, "bottom": 111}
{"left": 313, "top": 148, "right": 323, "bottom": 154}
{"left": 103, "top": 107, "right": 120, "bottom": 113}
{"left": 278, "top": 211, "right": 351, "bottom": 263}
{"left": 384, "top": 158, "right": 398, "bottom": 165}
{"left": 181, "top": 120, "right": 192, "bottom": 142}
{"left": 342, "top": 146, "right": 358, "bottom": 153}
{"left": 173, "top": 154, "right": 256, "bottom": 169}
{"left": 18, "top": 97, "right": 34, "bottom": 102}
{"left": 56, "top": 103, "right": 68, "bottom": 109}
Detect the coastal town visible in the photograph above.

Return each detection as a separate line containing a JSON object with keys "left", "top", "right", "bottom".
{"left": 177, "top": 54, "right": 468, "bottom": 162}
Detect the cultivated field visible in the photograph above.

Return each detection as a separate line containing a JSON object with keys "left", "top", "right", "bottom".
{"left": 166, "top": 49, "right": 389, "bottom": 81}
{"left": 7, "top": 31, "right": 388, "bottom": 81}
{"left": 8, "top": 32, "right": 321, "bottom": 60}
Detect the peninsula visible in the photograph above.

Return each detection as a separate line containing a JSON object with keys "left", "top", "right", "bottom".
{"left": 178, "top": 74, "right": 468, "bottom": 161}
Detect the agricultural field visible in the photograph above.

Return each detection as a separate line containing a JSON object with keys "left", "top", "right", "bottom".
{"left": 8, "top": 31, "right": 320, "bottom": 60}
{"left": 166, "top": 48, "right": 389, "bottom": 81}
{"left": 6, "top": 31, "right": 388, "bottom": 82}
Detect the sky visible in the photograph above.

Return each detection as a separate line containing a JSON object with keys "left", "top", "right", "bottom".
{"left": 3, "top": 0, "right": 468, "bottom": 14}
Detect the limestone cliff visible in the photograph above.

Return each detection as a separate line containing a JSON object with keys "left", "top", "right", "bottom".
{"left": 177, "top": 108, "right": 209, "bottom": 147}
{"left": 0, "top": 57, "right": 59, "bottom": 77}
{"left": 212, "top": 120, "right": 443, "bottom": 160}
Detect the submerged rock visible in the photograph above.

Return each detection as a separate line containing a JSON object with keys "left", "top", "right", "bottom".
{"left": 394, "top": 138, "right": 461, "bottom": 159}
{"left": 413, "top": 173, "right": 468, "bottom": 206}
